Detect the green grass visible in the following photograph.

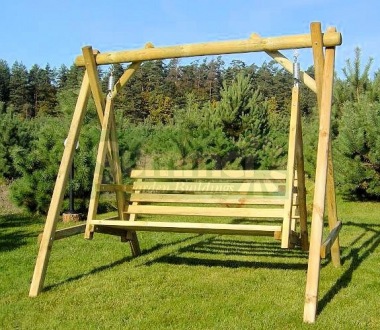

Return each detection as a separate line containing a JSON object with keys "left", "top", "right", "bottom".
{"left": 0, "top": 200, "right": 379, "bottom": 329}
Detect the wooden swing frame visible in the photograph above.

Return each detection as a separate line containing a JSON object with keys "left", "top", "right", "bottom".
{"left": 29, "top": 22, "right": 342, "bottom": 323}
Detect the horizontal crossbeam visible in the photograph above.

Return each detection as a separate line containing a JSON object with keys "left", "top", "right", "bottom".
{"left": 75, "top": 31, "right": 342, "bottom": 66}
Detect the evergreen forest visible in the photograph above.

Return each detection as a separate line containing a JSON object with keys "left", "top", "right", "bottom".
{"left": 1, "top": 47, "right": 379, "bottom": 214}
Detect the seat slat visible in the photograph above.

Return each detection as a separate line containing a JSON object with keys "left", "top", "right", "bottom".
{"left": 90, "top": 220, "right": 282, "bottom": 236}
{"left": 131, "top": 169, "right": 287, "bottom": 180}
{"left": 126, "top": 205, "right": 284, "bottom": 218}
{"left": 132, "top": 181, "right": 285, "bottom": 193}
{"left": 130, "top": 193, "right": 286, "bottom": 205}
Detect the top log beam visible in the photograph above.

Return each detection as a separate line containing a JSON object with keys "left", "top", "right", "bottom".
{"left": 75, "top": 30, "right": 341, "bottom": 66}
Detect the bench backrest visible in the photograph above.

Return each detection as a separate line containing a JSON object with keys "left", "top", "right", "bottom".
{"left": 126, "top": 170, "right": 291, "bottom": 219}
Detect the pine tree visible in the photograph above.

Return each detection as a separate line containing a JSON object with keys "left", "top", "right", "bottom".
{"left": 9, "top": 61, "right": 31, "bottom": 117}
{"left": 335, "top": 96, "right": 380, "bottom": 200}
{"left": 214, "top": 72, "right": 270, "bottom": 169}
{"left": 0, "top": 110, "right": 29, "bottom": 180}
{"left": 28, "top": 64, "right": 58, "bottom": 116}
{"left": 0, "top": 60, "right": 11, "bottom": 108}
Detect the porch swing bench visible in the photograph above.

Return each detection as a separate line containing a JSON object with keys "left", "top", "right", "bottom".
{"left": 90, "top": 169, "right": 304, "bottom": 249}
{"left": 30, "top": 22, "right": 343, "bottom": 324}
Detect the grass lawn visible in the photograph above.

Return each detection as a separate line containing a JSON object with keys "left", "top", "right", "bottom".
{"left": 0, "top": 199, "right": 379, "bottom": 329}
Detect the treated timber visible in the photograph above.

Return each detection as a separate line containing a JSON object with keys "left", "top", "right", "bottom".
{"left": 132, "top": 181, "right": 286, "bottom": 193}
{"left": 128, "top": 178, "right": 141, "bottom": 223}
{"left": 29, "top": 73, "right": 91, "bottom": 297}
{"left": 108, "top": 102, "right": 125, "bottom": 220}
{"left": 311, "top": 23, "right": 341, "bottom": 267}
{"left": 310, "top": 22, "right": 325, "bottom": 107}
{"left": 82, "top": 46, "right": 117, "bottom": 180}
{"left": 249, "top": 33, "right": 316, "bottom": 93}
{"left": 84, "top": 96, "right": 114, "bottom": 239}
{"left": 265, "top": 50, "right": 317, "bottom": 93}
{"left": 89, "top": 220, "right": 282, "bottom": 236}
{"left": 130, "top": 193, "right": 286, "bottom": 205}
{"left": 75, "top": 30, "right": 342, "bottom": 66}
{"left": 111, "top": 62, "right": 142, "bottom": 98}
{"left": 131, "top": 169, "right": 287, "bottom": 180}
{"left": 295, "top": 90, "right": 309, "bottom": 251}
{"left": 37, "top": 224, "right": 86, "bottom": 244}
{"left": 324, "top": 43, "right": 341, "bottom": 267}
{"left": 303, "top": 43, "right": 336, "bottom": 324}
{"left": 281, "top": 85, "right": 299, "bottom": 248}
{"left": 320, "top": 221, "right": 342, "bottom": 259}
{"left": 126, "top": 205, "right": 284, "bottom": 218}
{"left": 82, "top": 47, "right": 105, "bottom": 122}
{"left": 108, "top": 101, "right": 141, "bottom": 254}
{"left": 110, "top": 42, "right": 154, "bottom": 99}
{"left": 53, "top": 224, "right": 86, "bottom": 240}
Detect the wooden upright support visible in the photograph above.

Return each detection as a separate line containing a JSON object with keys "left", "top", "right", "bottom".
{"left": 303, "top": 34, "right": 336, "bottom": 323}
{"left": 281, "top": 85, "right": 300, "bottom": 248}
{"left": 85, "top": 96, "right": 114, "bottom": 238}
{"left": 295, "top": 91, "right": 309, "bottom": 251}
{"left": 29, "top": 74, "right": 91, "bottom": 297}
{"left": 82, "top": 46, "right": 141, "bottom": 253}
{"left": 310, "top": 23, "right": 341, "bottom": 267}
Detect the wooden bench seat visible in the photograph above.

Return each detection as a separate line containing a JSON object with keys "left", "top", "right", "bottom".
{"left": 88, "top": 169, "right": 300, "bottom": 243}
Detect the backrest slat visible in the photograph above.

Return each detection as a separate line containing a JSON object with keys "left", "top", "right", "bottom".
{"left": 132, "top": 181, "right": 286, "bottom": 194}
{"left": 130, "top": 193, "right": 286, "bottom": 205}
{"left": 131, "top": 169, "right": 286, "bottom": 180}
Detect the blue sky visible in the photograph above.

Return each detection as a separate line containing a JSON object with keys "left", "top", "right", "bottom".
{"left": 1, "top": 0, "right": 379, "bottom": 76}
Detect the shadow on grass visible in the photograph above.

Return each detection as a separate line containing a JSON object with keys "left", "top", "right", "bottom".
{"left": 43, "top": 234, "right": 203, "bottom": 293}
{"left": 0, "top": 212, "right": 42, "bottom": 228}
{"left": 145, "top": 235, "right": 308, "bottom": 270}
{"left": 318, "top": 221, "right": 380, "bottom": 315}
{"left": 147, "top": 255, "right": 308, "bottom": 270}
{"left": 0, "top": 213, "right": 42, "bottom": 252}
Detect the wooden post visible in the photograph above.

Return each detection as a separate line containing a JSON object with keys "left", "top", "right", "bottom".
{"left": 29, "top": 73, "right": 91, "bottom": 297}
{"left": 82, "top": 45, "right": 144, "bottom": 248}
{"left": 310, "top": 23, "right": 341, "bottom": 267}
{"left": 108, "top": 103, "right": 141, "bottom": 255}
{"left": 295, "top": 101, "right": 309, "bottom": 251}
{"left": 85, "top": 96, "right": 114, "bottom": 238}
{"left": 281, "top": 85, "right": 299, "bottom": 248}
{"left": 303, "top": 43, "right": 335, "bottom": 323}
{"left": 82, "top": 46, "right": 119, "bottom": 180}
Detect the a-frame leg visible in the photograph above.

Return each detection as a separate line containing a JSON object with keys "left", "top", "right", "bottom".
{"left": 84, "top": 95, "right": 140, "bottom": 254}
{"left": 29, "top": 74, "right": 91, "bottom": 297}
{"left": 108, "top": 105, "right": 141, "bottom": 256}
{"left": 303, "top": 43, "right": 336, "bottom": 323}
{"left": 81, "top": 46, "right": 141, "bottom": 254}
{"left": 310, "top": 23, "right": 341, "bottom": 266}
{"left": 85, "top": 96, "right": 114, "bottom": 238}
{"left": 281, "top": 84, "right": 300, "bottom": 248}
{"left": 295, "top": 101, "right": 309, "bottom": 251}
